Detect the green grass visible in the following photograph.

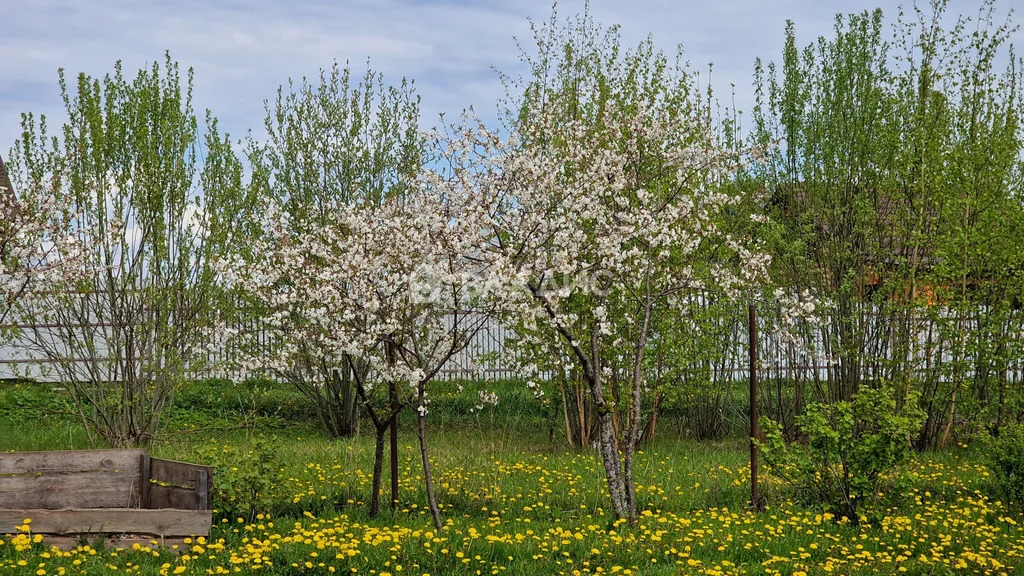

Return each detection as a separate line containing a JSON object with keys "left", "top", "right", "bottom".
{"left": 1, "top": 380, "right": 1023, "bottom": 575}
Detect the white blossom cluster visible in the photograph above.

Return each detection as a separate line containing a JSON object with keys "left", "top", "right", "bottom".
{"left": 471, "top": 389, "right": 500, "bottom": 413}
{"left": 215, "top": 97, "right": 779, "bottom": 419}
{"left": 422, "top": 101, "right": 773, "bottom": 383}
{"left": 0, "top": 185, "right": 91, "bottom": 331}
{"left": 773, "top": 287, "right": 825, "bottom": 360}
{"left": 217, "top": 172, "right": 502, "bottom": 409}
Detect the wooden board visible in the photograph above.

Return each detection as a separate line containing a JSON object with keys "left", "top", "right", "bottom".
{"left": 139, "top": 454, "right": 151, "bottom": 510}
{"left": 0, "top": 472, "right": 141, "bottom": 509}
{"left": 0, "top": 509, "right": 211, "bottom": 537}
{"left": 148, "top": 485, "right": 198, "bottom": 510}
{"left": 0, "top": 450, "right": 144, "bottom": 476}
{"left": 150, "top": 458, "right": 212, "bottom": 489}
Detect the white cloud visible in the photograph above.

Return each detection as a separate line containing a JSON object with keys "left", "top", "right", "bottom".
{"left": 0, "top": 0, "right": 1017, "bottom": 162}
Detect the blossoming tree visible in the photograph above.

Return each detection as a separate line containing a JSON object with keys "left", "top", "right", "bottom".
{"left": 226, "top": 177, "right": 498, "bottom": 528}
{"left": 433, "top": 9, "right": 771, "bottom": 522}
{"left": 240, "top": 63, "right": 426, "bottom": 440}
{"left": 223, "top": 63, "right": 445, "bottom": 518}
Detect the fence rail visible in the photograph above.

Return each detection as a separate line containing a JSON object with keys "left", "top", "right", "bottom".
{"left": 5, "top": 304, "right": 1024, "bottom": 385}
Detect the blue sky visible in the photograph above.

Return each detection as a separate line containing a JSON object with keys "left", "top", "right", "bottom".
{"left": 1, "top": 0, "right": 1019, "bottom": 158}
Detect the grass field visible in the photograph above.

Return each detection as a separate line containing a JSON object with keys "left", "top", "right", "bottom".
{"left": 1, "top": 380, "right": 1023, "bottom": 575}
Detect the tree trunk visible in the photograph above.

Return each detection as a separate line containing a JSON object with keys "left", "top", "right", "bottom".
{"left": 641, "top": 393, "right": 662, "bottom": 444}
{"left": 623, "top": 445, "right": 637, "bottom": 524}
{"left": 595, "top": 407, "right": 626, "bottom": 518}
{"left": 528, "top": 284, "right": 626, "bottom": 518}
{"left": 339, "top": 361, "right": 358, "bottom": 436}
{"left": 623, "top": 278, "right": 654, "bottom": 524}
{"left": 417, "top": 387, "right": 443, "bottom": 531}
{"left": 578, "top": 384, "right": 590, "bottom": 447}
{"left": 370, "top": 425, "right": 387, "bottom": 517}
{"left": 560, "top": 378, "right": 575, "bottom": 449}
{"left": 940, "top": 383, "right": 958, "bottom": 448}
{"left": 386, "top": 342, "right": 400, "bottom": 511}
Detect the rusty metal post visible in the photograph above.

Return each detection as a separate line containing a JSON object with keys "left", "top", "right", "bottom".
{"left": 390, "top": 406, "right": 399, "bottom": 511}
{"left": 749, "top": 303, "right": 762, "bottom": 512}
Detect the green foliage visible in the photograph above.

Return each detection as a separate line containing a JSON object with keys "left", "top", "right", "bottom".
{"left": 0, "top": 382, "right": 73, "bottom": 423}
{"left": 10, "top": 53, "right": 247, "bottom": 447}
{"left": 252, "top": 61, "right": 423, "bottom": 213}
{"left": 980, "top": 422, "right": 1024, "bottom": 507}
{"left": 168, "top": 378, "right": 314, "bottom": 432}
{"left": 195, "top": 435, "right": 285, "bottom": 522}
{"left": 747, "top": 0, "right": 1024, "bottom": 449}
{"left": 651, "top": 296, "right": 747, "bottom": 441}
{"left": 0, "top": 382, "right": 92, "bottom": 450}
{"left": 759, "top": 386, "right": 924, "bottom": 523}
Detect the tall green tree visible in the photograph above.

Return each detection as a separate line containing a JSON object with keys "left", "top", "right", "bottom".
{"left": 10, "top": 53, "right": 246, "bottom": 447}
{"left": 753, "top": 9, "right": 902, "bottom": 405}
{"left": 752, "top": 2, "right": 1024, "bottom": 508}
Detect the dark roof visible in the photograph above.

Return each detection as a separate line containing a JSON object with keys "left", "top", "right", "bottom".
{"left": 0, "top": 154, "right": 13, "bottom": 201}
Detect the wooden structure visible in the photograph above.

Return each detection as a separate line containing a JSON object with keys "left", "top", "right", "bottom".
{"left": 0, "top": 450, "right": 212, "bottom": 543}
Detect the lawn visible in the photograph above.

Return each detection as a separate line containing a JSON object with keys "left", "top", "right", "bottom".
{"left": 1, "top": 380, "right": 1022, "bottom": 575}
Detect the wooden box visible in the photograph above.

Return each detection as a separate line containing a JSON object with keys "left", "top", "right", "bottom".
{"left": 0, "top": 449, "right": 212, "bottom": 543}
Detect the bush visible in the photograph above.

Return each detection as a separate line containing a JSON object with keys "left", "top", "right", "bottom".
{"left": 980, "top": 422, "right": 1024, "bottom": 507}
{"left": 195, "top": 435, "right": 285, "bottom": 521}
{"left": 759, "top": 386, "right": 924, "bottom": 524}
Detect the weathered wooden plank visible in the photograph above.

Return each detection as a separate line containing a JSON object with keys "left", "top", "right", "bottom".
{"left": 0, "top": 450, "right": 144, "bottom": 476}
{"left": 148, "top": 485, "right": 197, "bottom": 510}
{"left": 195, "top": 470, "right": 209, "bottom": 511}
{"left": 150, "top": 458, "right": 212, "bottom": 489}
{"left": 139, "top": 454, "right": 151, "bottom": 509}
{"left": 0, "top": 472, "right": 141, "bottom": 509}
{"left": 0, "top": 509, "right": 211, "bottom": 537}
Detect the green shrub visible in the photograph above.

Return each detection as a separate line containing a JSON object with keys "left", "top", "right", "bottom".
{"left": 195, "top": 435, "right": 285, "bottom": 521}
{"left": 980, "top": 422, "right": 1024, "bottom": 507}
{"left": 759, "top": 386, "right": 924, "bottom": 524}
